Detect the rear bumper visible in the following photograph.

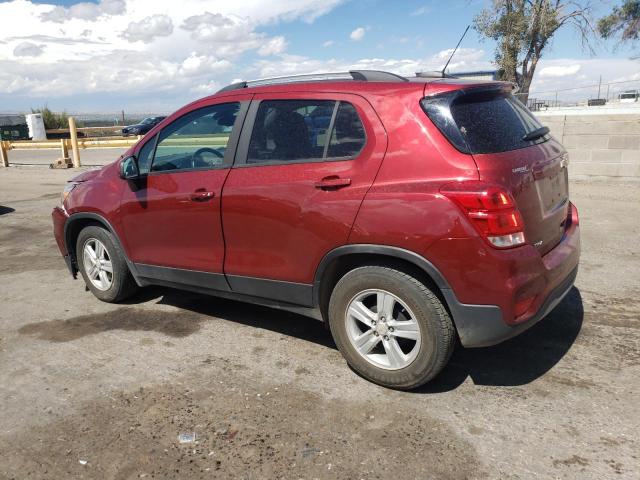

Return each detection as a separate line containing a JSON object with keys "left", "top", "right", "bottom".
{"left": 433, "top": 202, "right": 581, "bottom": 347}
{"left": 444, "top": 265, "right": 577, "bottom": 347}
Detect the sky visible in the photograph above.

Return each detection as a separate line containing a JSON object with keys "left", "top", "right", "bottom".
{"left": 0, "top": 0, "right": 638, "bottom": 113}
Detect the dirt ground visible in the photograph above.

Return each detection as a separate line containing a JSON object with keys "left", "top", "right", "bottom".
{"left": 0, "top": 166, "right": 638, "bottom": 479}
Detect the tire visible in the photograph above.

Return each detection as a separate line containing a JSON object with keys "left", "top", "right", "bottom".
{"left": 328, "top": 266, "right": 455, "bottom": 390}
{"left": 76, "top": 225, "right": 138, "bottom": 303}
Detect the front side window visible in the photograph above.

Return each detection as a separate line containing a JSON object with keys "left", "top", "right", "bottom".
{"left": 151, "top": 102, "right": 240, "bottom": 172}
{"left": 247, "top": 100, "right": 336, "bottom": 164}
{"left": 136, "top": 134, "right": 157, "bottom": 175}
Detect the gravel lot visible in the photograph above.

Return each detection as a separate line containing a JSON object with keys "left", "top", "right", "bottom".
{"left": 0, "top": 166, "right": 638, "bottom": 479}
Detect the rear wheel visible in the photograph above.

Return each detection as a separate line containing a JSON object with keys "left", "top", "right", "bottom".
{"left": 328, "top": 266, "right": 455, "bottom": 390}
{"left": 76, "top": 226, "right": 138, "bottom": 303}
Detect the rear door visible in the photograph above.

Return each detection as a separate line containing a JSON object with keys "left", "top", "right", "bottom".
{"left": 423, "top": 87, "right": 569, "bottom": 254}
{"left": 221, "top": 92, "right": 387, "bottom": 301}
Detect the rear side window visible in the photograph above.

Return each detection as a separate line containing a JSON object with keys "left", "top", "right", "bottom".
{"left": 247, "top": 100, "right": 335, "bottom": 164}
{"left": 327, "top": 102, "right": 366, "bottom": 158}
{"left": 422, "top": 89, "right": 549, "bottom": 154}
{"left": 246, "top": 100, "right": 366, "bottom": 165}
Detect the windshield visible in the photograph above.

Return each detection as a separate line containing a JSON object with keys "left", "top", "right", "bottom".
{"left": 421, "top": 88, "right": 550, "bottom": 155}
{"left": 140, "top": 118, "right": 153, "bottom": 124}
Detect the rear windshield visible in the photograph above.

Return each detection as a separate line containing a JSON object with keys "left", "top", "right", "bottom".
{"left": 421, "top": 88, "right": 550, "bottom": 154}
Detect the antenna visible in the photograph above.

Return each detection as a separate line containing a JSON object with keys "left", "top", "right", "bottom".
{"left": 442, "top": 25, "right": 470, "bottom": 76}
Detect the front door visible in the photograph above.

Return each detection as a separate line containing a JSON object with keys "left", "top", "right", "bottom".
{"left": 221, "top": 93, "right": 387, "bottom": 303}
{"left": 118, "top": 99, "right": 248, "bottom": 285}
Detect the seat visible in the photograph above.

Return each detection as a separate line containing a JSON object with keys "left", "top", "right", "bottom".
{"left": 264, "top": 109, "right": 312, "bottom": 160}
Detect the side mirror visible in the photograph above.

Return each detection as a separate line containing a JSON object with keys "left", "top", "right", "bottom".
{"left": 120, "top": 155, "right": 140, "bottom": 180}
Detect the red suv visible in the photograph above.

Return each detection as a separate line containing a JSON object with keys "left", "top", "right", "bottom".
{"left": 52, "top": 71, "right": 580, "bottom": 389}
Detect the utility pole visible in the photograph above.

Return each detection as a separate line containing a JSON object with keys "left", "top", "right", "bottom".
{"left": 121, "top": 110, "right": 125, "bottom": 125}
{"left": 597, "top": 75, "right": 602, "bottom": 99}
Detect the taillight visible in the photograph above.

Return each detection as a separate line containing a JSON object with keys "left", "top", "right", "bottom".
{"left": 441, "top": 181, "right": 526, "bottom": 248}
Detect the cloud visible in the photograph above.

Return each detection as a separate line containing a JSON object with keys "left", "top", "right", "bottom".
{"left": 529, "top": 58, "right": 640, "bottom": 101}
{"left": 258, "top": 36, "right": 288, "bottom": 56}
{"left": 180, "top": 53, "right": 232, "bottom": 77}
{"left": 410, "top": 6, "right": 431, "bottom": 16}
{"left": 1, "top": 0, "right": 637, "bottom": 113}
{"left": 191, "top": 80, "right": 222, "bottom": 95}
{"left": 350, "top": 27, "right": 366, "bottom": 41}
{"left": 122, "top": 15, "right": 174, "bottom": 43}
{"left": 181, "top": 12, "right": 235, "bottom": 36}
{"left": 180, "top": 12, "right": 288, "bottom": 57}
{"left": 8, "top": 34, "right": 107, "bottom": 45}
{"left": 13, "top": 42, "right": 45, "bottom": 57}
{"left": 0, "top": 0, "right": 346, "bottom": 110}
{"left": 180, "top": 12, "right": 257, "bottom": 54}
{"left": 41, "top": 0, "right": 125, "bottom": 23}
{"left": 539, "top": 64, "right": 582, "bottom": 78}
{"left": 251, "top": 49, "right": 490, "bottom": 80}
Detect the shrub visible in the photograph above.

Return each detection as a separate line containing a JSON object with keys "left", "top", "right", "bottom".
{"left": 30, "top": 106, "right": 69, "bottom": 130}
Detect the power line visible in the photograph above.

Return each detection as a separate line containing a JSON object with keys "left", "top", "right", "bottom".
{"left": 529, "top": 78, "right": 640, "bottom": 96}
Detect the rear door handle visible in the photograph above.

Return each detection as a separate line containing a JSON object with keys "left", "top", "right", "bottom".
{"left": 190, "top": 190, "right": 215, "bottom": 202}
{"left": 314, "top": 177, "right": 352, "bottom": 190}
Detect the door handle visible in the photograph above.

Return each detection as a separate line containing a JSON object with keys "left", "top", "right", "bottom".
{"left": 190, "top": 190, "right": 215, "bottom": 202}
{"left": 314, "top": 176, "right": 352, "bottom": 190}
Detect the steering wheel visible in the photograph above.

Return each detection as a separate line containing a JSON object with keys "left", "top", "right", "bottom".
{"left": 191, "top": 147, "right": 224, "bottom": 168}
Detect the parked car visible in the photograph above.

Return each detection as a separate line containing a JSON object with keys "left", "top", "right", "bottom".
{"left": 52, "top": 71, "right": 580, "bottom": 389}
{"left": 619, "top": 90, "right": 639, "bottom": 103}
{"left": 121, "top": 116, "right": 166, "bottom": 136}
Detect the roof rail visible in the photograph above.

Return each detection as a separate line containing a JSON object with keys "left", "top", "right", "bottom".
{"left": 349, "top": 70, "right": 409, "bottom": 82}
{"left": 215, "top": 70, "right": 408, "bottom": 93}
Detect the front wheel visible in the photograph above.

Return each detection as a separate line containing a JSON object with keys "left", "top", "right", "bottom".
{"left": 328, "top": 266, "right": 455, "bottom": 390}
{"left": 76, "top": 226, "right": 138, "bottom": 303}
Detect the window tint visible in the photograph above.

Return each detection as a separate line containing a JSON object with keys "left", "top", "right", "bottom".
{"left": 247, "top": 100, "right": 336, "bottom": 164}
{"left": 136, "top": 134, "right": 157, "bottom": 174}
{"left": 151, "top": 103, "right": 239, "bottom": 172}
{"left": 327, "top": 102, "right": 366, "bottom": 158}
{"left": 422, "top": 90, "right": 548, "bottom": 155}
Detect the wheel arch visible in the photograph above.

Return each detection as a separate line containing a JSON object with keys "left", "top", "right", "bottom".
{"left": 313, "top": 245, "right": 454, "bottom": 323}
{"left": 64, "top": 213, "right": 133, "bottom": 278}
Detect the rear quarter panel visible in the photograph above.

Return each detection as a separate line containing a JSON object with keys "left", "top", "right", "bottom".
{"left": 349, "top": 87, "right": 480, "bottom": 254}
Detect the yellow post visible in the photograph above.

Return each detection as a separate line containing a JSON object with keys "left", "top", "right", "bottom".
{"left": 0, "top": 141, "right": 9, "bottom": 167}
{"left": 68, "top": 117, "right": 81, "bottom": 168}
{"left": 60, "top": 139, "right": 69, "bottom": 162}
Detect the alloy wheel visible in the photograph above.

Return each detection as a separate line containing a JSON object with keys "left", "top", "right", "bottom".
{"left": 345, "top": 289, "right": 422, "bottom": 370}
{"left": 82, "top": 238, "right": 113, "bottom": 291}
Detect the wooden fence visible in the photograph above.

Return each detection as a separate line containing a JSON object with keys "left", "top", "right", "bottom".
{"left": 0, "top": 117, "right": 140, "bottom": 168}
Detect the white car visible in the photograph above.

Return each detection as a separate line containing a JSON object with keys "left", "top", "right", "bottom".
{"left": 619, "top": 90, "right": 639, "bottom": 103}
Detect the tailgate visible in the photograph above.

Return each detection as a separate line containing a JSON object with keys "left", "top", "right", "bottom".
{"left": 421, "top": 84, "right": 571, "bottom": 255}
{"left": 473, "top": 139, "right": 569, "bottom": 255}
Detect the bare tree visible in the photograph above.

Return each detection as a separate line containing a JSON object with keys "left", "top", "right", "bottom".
{"left": 474, "top": 1, "right": 594, "bottom": 103}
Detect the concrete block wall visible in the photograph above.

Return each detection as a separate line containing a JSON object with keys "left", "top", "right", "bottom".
{"left": 536, "top": 113, "right": 640, "bottom": 178}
